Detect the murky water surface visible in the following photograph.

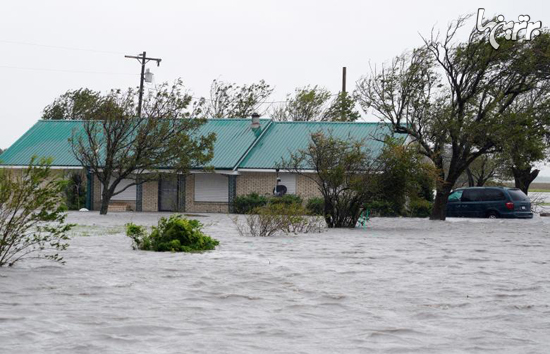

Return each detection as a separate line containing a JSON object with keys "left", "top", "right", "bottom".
{"left": 1, "top": 212, "right": 549, "bottom": 353}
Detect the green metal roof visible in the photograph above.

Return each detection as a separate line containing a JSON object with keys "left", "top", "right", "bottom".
{"left": 0, "top": 119, "right": 404, "bottom": 170}
{"left": 0, "top": 119, "right": 270, "bottom": 169}
{"left": 238, "top": 121, "right": 403, "bottom": 169}
{"left": 0, "top": 120, "right": 83, "bottom": 167}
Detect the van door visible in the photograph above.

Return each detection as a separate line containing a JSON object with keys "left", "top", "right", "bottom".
{"left": 447, "top": 190, "right": 463, "bottom": 217}
{"left": 460, "top": 189, "right": 483, "bottom": 217}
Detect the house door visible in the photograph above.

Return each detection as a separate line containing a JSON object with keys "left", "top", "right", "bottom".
{"left": 159, "top": 176, "right": 178, "bottom": 211}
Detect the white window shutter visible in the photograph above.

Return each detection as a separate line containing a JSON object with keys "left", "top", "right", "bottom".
{"left": 279, "top": 173, "right": 296, "bottom": 195}
{"left": 194, "top": 174, "right": 228, "bottom": 202}
{"left": 101, "top": 178, "right": 136, "bottom": 201}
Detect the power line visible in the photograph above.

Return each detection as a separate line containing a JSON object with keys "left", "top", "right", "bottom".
{"left": 0, "top": 64, "right": 138, "bottom": 76}
{"left": 0, "top": 39, "right": 126, "bottom": 55}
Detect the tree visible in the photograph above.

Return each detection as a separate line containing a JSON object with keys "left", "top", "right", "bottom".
{"left": 272, "top": 85, "right": 332, "bottom": 121}
{"left": 195, "top": 79, "right": 273, "bottom": 118}
{"left": 279, "top": 132, "right": 376, "bottom": 228}
{"left": 356, "top": 16, "right": 550, "bottom": 220}
{"left": 42, "top": 88, "right": 101, "bottom": 120}
{"left": 0, "top": 157, "right": 73, "bottom": 267}
{"left": 323, "top": 92, "right": 361, "bottom": 122}
{"left": 464, "top": 154, "right": 501, "bottom": 187}
{"left": 496, "top": 89, "right": 550, "bottom": 194}
{"left": 372, "top": 139, "right": 436, "bottom": 215}
{"left": 69, "top": 80, "right": 216, "bottom": 215}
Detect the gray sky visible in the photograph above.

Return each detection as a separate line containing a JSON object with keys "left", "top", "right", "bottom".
{"left": 1, "top": 0, "right": 549, "bottom": 177}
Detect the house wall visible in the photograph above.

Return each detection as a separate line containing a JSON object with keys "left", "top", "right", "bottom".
{"left": 235, "top": 172, "right": 322, "bottom": 200}
{"left": 90, "top": 171, "right": 322, "bottom": 213}
{"left": 185, "top": 174, "right": 229, "bottom": 213}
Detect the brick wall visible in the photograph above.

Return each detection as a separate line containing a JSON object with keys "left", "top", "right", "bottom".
{"left": 142, "top": 180, "right": 158, "bottom": 212}
{"left": 236, "top": 172, "right": 278, "bottom": 197}
{"left": 185, "top": 174, "right": 229, "bottom": 213}
{"left": 236, "top": 172, "right": 322, "bottom": 201}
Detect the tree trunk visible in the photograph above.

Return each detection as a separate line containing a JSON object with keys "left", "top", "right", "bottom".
{"left": 513, "top": 167, "right": 540, "bottom": 195}
{"left": 430, "top": 186, "right": 453, "bottom": 220}
{"left": 466, "top": 168, "right": 475, "bottom": 187}
{"left": 99, "top": 187, "right": 113, "bottom": 215}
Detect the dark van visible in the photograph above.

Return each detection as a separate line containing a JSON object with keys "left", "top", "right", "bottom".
{"left": 447, "top": 187, "right": 533, "bottom": 219}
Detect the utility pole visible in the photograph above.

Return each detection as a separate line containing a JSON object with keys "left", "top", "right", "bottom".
{"left": 342, "top": 67, "right": 347, "bottom": 94}
{"left": 125, "top": 51, "right": 162, "bottom": 118}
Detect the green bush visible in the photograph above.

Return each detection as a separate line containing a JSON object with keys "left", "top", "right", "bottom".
{"left": 233, "top": 192, "right": 268, "bottom": 214}
{"left": 269, "top": 194, "right": 303, "bottom": 206}
{"left": 367, "top": 200, "right": 398, "bottom": 217}
{"left": 126, "top": 215, "right": 219, "bottom": 252}
{"left": 233, "top": 203, "right": 324, "bottom": 237}
{"left": 306, "top": 197, "right": 324, "bottom": 215}
{"left": 408, "top": 199, "right": 433, "bottom": 218}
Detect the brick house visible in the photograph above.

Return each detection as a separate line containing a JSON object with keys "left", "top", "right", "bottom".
{"left": 0, "top": 118, "right": 398, "bottom": 213}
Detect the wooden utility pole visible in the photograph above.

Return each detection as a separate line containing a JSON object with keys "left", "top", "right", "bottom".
{"left": 342, "top": 67, "right": 347, "bottom": 94}
{"left": 125, "top": 51, "right": 162, "bottom": 118}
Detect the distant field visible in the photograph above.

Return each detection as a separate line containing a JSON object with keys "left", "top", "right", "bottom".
{"left": 530, "top": 189, "right": 550, "bottom": 193}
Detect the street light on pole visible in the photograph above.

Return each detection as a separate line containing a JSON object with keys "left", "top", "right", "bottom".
{"left": 124, "top": 51, "right": 162, "bottom": 118}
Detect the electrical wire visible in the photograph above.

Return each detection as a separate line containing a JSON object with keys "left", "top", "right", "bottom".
{"left": 0, "top": 39, "right": 126, "bottom": 55}
{"left": 0, "top": 64, "right": 138, "bottom": 76}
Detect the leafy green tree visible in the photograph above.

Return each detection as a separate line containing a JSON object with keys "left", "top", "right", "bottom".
{"left": 69, "top": 80, "right": 216, "bottom": 215}
{"left": 279, "top": 132, "right": 376, "bottom": 228}
{"left": 194, "top": 79, "right": 273, "bottom": 118}
{"left": 356, "top": 16, "right": 550, "bottom": 220}
{"left": 42, "top": 88, "right": 101, "bottom": 120}
{"left": 272, "top": 85, "right": 332, "bottom": 121}
{"left": 0, "top": 157, "right": 73, "bottom": 267}
{"left": 323, "top": 92, "right": 361, "bottom": 121}
{"left": 372, "top": 139, "right": 436, "bottom": 215}
{"left": 496, "top": 89, "right": 550, "bottom": 194}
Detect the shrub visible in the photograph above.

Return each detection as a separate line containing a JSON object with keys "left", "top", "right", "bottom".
{"left": 233, "top": 203, "right": 324, "bottom": 237}
{"left": 0, "top": 157, "right": 73, "bottom": 267}
{"left": 408, "top": 199, "right": 433, "bottom": 218}
{"left": 126, "top": 215, "right": 219, "bottom": 252}
{"left": 306, "top": 197, "right": 324, "bottom": 215}
{"left": 233, "top": 193, "right": 268, "bottom": 214}
{"left": 367, "top": 200, "right": 398, "bottom": 217}
{"left": 269, "top": 194, "right": 303, "bottom": 206}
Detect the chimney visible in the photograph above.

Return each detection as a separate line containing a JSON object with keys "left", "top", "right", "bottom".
{"left": 251, "top": 113, "right": 260, "bottom": 129}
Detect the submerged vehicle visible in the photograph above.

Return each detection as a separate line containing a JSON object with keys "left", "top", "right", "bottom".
{"left": 447, "top": 187, "right": 533, "bottom": 219}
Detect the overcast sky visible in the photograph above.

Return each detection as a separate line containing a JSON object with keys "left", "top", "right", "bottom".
{"left": 1, "top": 0, "right": 549, "bottom": 177}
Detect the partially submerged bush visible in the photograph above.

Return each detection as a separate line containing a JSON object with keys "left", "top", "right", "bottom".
{"left": 233, "top": 203, "right": 324, "bottom": 237}
{"left": 306, "top": 197, "right": 324, "bottom": 215}
{"left": 126, "top": 215, "right": 219, "bottom": 252}
{"left": 269, "top": 194, "right": 303, "bottom": 206}
{"left": 233, "top": 193, "right": 268, "bottom": 214}
{"left": 408, "top": 199, "right": 433, "bottom": 218}
{"left": 0, "top": 157, "right": 73, "bottom": 267}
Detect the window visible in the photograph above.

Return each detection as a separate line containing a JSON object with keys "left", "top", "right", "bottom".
{"left": 194, "top": 174, "right": 228, "bottom": 202}
{"left": 461, "top": 189, "right": 483, "bottom": 202}
{"left": 481, "top": 189, "right": 506, "bottom": 201}
{"left": 508, "top": 189, "right": 528, "bottom": 201}
{"left": 448, "top": 190, "right": 463, "bottom": 202}
{"left": 278, "top": 173, "right": 296, "bottom": 195}
{"left": 101, "top": 178, "right": 136, "bottom": 201}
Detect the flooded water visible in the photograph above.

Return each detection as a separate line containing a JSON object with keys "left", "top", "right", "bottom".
{"left": 1, "top": 212, "right": 550, "bottom": 353}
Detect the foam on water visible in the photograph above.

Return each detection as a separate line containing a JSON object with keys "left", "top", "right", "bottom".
{"left": 1, "top": 212, "right": 549, "bottom": 353}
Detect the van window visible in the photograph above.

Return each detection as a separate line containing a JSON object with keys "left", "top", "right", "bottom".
{"left": 508, "top": 189, "right": 528, "bottom": 201}
{"left": 462, "top": 189, "right": 483, "bottom": 202}
{"left": 448, "top": 190, "right": 463, "bottom": 202}
{"left": 482, "top": 189, "right": 506, "bottom": 201}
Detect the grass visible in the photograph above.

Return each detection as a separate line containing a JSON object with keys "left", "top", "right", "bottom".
{"left": 540, "top": 202, "right": 550, "bottom": 206}
{"left": 530, "top": 189, "right": 550, "bottom": 193}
